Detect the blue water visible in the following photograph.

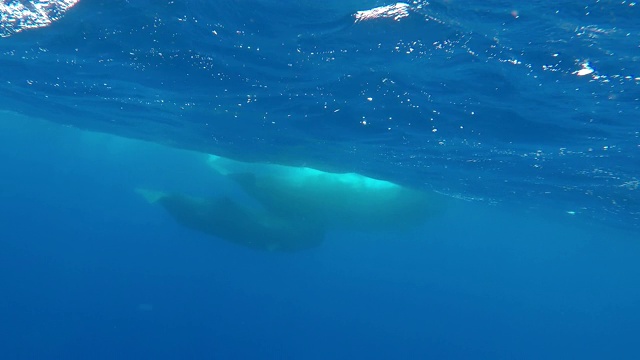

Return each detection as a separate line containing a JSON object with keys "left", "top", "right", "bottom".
{"left": 1, "top": 1, "right": 639, "bottom": 358}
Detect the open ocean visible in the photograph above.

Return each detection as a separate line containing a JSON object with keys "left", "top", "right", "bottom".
{"left": 1, "top": 1, "right": 639, "bottom": 358}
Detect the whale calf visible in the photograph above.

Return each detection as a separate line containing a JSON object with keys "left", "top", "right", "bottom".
{"left": 136, "top": 189, "right": 324, "bottom": 252}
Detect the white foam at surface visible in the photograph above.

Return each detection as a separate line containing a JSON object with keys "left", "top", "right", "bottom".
{"left": 0, "top": 0, "right": 79, "bottom": 37}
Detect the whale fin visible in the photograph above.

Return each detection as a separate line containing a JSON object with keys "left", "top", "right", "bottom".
{"left": 135, "top": 188, "right": 167, "bottom": 204}
{"left": 207, "top": 154, "right": 233, "bottom": 175}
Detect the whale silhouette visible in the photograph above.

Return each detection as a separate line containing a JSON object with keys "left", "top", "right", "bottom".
{"left": 137, "top": 155, "right": 446, "bottom": 252}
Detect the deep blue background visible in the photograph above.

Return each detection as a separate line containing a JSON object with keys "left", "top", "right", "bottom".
{"left": 1, "top": 1, "right": 640, "bottom": 358}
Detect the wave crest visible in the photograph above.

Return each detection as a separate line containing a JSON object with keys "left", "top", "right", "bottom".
{"left": 354, "top": 2, "right": 411, "bottom": 23}
{"left": 0, "top": 0, "right": 79, "bottom": 37}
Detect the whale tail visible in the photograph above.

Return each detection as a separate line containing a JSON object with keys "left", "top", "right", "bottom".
{"left": 135, "top": 188, "right": 167, "bottom": 204}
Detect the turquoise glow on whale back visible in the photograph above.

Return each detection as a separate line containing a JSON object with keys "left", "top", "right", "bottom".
{"left": 207, "top": 154, "right": 399, "bottom": 190}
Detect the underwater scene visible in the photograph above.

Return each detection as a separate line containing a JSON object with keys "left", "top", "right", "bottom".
{"left": 1, "top": 1, "right": 639, "bottom": 359}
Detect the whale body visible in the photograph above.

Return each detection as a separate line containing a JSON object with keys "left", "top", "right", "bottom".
{"left": 137, "top": 155, "right": 446, "bottom": 252}
{"left": 208, "top": 155, "right": 445, "bottom": 232}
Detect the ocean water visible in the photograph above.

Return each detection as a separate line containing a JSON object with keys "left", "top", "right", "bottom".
{"left": 1, "top": 1, "right": 639, "bottom": 359}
